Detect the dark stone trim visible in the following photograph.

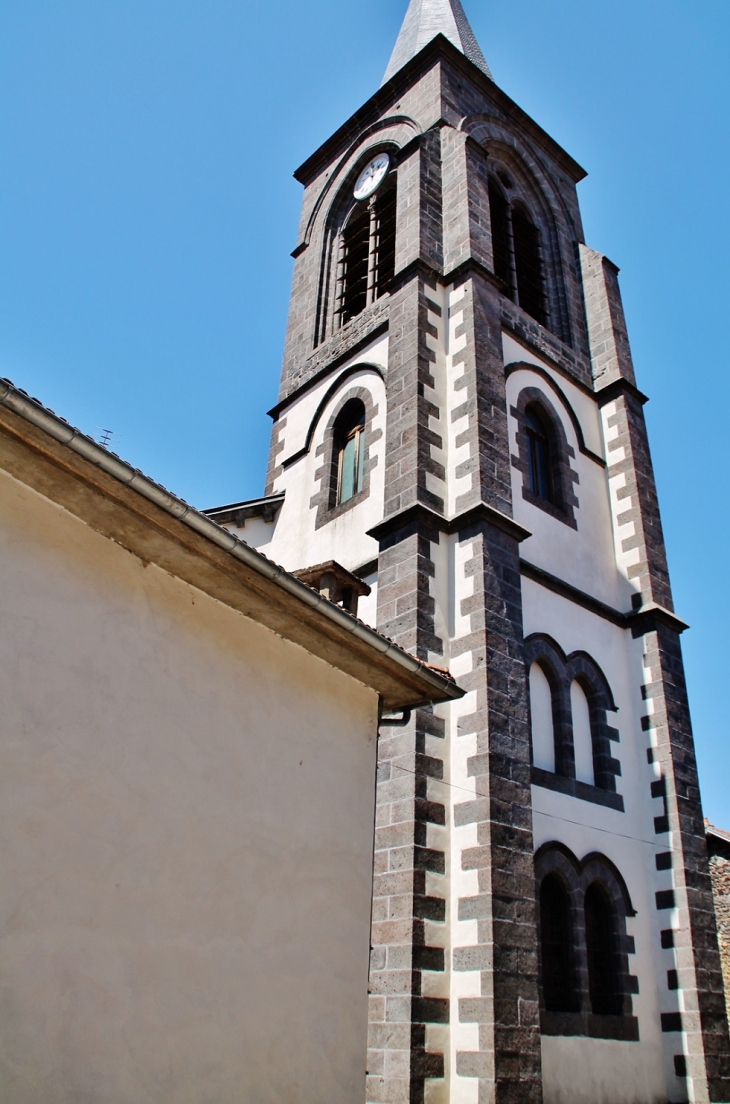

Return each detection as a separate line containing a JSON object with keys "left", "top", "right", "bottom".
{"left": 595, "top": 377, "right": 649, "bottom": 408}
{"left": 268, "top": 332, "right": 388, "bottom": 419}
{"left": 520, "top": 561, "right": 690, "bottom": 637}
{"left": 661, "top": 1012, "right": 683, "bottom": 1033}
{"left": 367, "top": 501, "right": 531, "bottom": 545}
{"left": 310, "top": 386, "right": 381, "bottom": 531}
{"left": 627, "top": 603, "right": 689, "bottom": 637}
{"left": 280, "top": 363, "right": 385, "bottom": 468}
{"left": 511, "top": 386, "right": 579, "bottom": 528}
{"left": 532, "top": 766, "right": 624, "bottom": 811}
{"left": 521, "top": 560, "right": 627, "bottom": 625}
{"left": 656, "top": 890, "right": 676, "bottom": 910}
{"left": 505, "top": 362, "right": 606, "bottom": 466}
{"left": 502, "top": 324, "right": 598, "bottom": 399}
{"left": 540, "top": 1011, "right": 639, "bottom": 1042}
{"left": 534, "top": 842, "right": 636, "bottom": 917}
{"left": 526, "top": 633, "right": 621, "bottom": 791}
{"left": 535, "top": 844, "right": 638, "bottom": 1038}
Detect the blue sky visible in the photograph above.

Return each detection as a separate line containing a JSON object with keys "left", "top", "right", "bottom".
{"left": 1, "top": 1, "right": 729, "bottom": 824}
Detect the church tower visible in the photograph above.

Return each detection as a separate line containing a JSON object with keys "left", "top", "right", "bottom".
{"left": 208, "top": 3, "right": 730, "bottom": 1100}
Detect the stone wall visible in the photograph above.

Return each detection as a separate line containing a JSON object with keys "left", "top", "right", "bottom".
{"left": 708, "top": 830, "right": 730, "bottom": 1029}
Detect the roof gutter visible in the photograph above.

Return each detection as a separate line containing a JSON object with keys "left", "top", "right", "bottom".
{"left": 0, "top": 380, "right": 462, "bottom": 705}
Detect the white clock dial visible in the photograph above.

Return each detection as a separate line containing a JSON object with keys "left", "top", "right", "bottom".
{"left": 353, "top": 153, "right": 391, "bottom": 201}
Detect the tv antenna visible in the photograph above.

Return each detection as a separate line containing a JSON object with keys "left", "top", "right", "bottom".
{"left": 95, "top": 427, "right": 120, "bottom": 450}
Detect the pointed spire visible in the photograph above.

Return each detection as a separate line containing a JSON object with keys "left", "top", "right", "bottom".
{"left": 382, "top": 0, "right": 491, "bottom": 86}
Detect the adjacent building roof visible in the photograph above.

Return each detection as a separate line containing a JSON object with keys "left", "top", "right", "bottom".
{"left": 0, "top": 378, "right": 463, "bottom": 712}
{"left": 382, "top": 0, "right": 491, "bottom": 86}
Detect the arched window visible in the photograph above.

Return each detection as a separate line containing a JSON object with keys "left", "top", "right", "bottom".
{"left": 488, "top": 178, "right": 512, "bottom": 291}
{"left": 529, "top": 661, "right": 556, "bottom": 773}
{"left": 334, "top": 400, "right": 366, "bottom": 505}
{"left": 339, "top": 173, "right": 396, "bottom": 326}
{"left": 585, "top": 882, "right": 622, "bottom": 1015}
{"left": 525, "top": 404, "right": 554, "bottom": 504}
{"left": 570, "top": 680, "right": 595, "bottom": 787}
{"left": 540, "top": 874, "right": 578, "bottom": 1012}
{"left": 512, "top": 203, "right": 544, "bottom": 324}
{"left": 487, "top": 177, "right": 546, "bottom": 326}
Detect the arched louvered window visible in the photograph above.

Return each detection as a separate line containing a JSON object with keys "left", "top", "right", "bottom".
{"left": 334, "top": 399, "right": 366, "bottom": 505}
{"left": 540, "top": 874, "right": 578, "bottom": 1012}
{"left": 525, "top": 404, "right": 554, "bottom": 504}
{"left": 487, "top": 179, "right": 546, "bottom": 326}
{"left": 585, "top": 882, "right": 622, "bottom": 1015}
{"left": 488, "top": 178, "right": 512, "bottom": 291}
{"left": 340, "top": 174, "right": 396, "bottom": 326}
{"left": 512, "top": 203, "right": 544, "bottom": 324}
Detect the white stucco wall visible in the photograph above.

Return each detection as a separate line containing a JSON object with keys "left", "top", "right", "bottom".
{"left": 0, "top": 467, "right": 379, "bottom": 1103}
{"left": 523, "top": 580, "right": 678, "bottom": 1104}
{"left": 237, "top": 336, "right": 388, "bottom": 578}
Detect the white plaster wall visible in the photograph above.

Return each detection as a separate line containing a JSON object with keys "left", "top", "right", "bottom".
{"left": 523, "top": 578, "right": 674, "bottom": 1103}
{"left": 0, "top": 468, "right": 379, "bottom": 1104}
{"left": 250, "top": 349, "right": 388, "bottom": 576}
{"left": 504, "top": 347, "right": 635, "bottom": 612}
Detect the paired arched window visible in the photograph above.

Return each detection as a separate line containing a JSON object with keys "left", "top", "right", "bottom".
{"left": 338, "top": 174, "right": 396, "bottom": 326}
{"left": 536, "top": 845, "right": 636, "bottom": 1038}
{"left": 488, "top": 177, "right": 546, "bottom": 326}
{"left": 526, "top": 636, "right": 621, "bottom": 797}
{"left": 333, "top": 399, "right": 366, "bottom": 505}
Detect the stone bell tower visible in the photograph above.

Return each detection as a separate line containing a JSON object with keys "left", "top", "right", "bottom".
{"left": 209, "top": 2, "right": 730, "bottom": 1101}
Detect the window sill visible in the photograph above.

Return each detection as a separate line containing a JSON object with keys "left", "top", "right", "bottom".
{"left": 532, "top": 766, "right": 624, "bottom": 812}
{"left": 522, "top": 486, "right": 577, "bottom": 529}
{"left": 541, "top": 1011, "right": 639, "bottom": 1041}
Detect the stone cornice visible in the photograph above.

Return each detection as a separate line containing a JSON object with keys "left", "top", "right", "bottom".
{"left": 368, "top": 501, "right": 531, "bottom": 545}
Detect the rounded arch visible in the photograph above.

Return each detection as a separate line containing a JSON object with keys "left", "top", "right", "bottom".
{"left": 314, "top": 144, "right": 399, "bottom": 344}
{"left": 300, "top": 116, "right": 420, "bottom": 250}
{"left": 511, "top": 385, "right": 579, "bottom": 527}
{"left": 459, "top": 119, "right": 576, "bottom": 344}
{"left": 281, "top": 363, "right": 384, "bottom": 469}
{"left": 505, "top": 361, "right": 605, "bottom": 466}
{"left": 534, "top": 842, "right": 637, "bottom": 1025}
{"left": 309, "top": 382, "right": 383, "bottom": 530}
{"left": 525, "top": 635, "right": 621, "bottom": 793}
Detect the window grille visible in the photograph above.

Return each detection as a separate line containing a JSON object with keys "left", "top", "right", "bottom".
{"left": 339, "top": 174, "right": 396, "bottom": 326}
{"left": 488, "top": 177, "right": 546, "bottom": 326}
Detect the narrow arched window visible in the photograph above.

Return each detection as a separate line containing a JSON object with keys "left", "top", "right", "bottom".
{"left": 512, "top": 204, "right": 545, "bottom": 325}
{"left": 571, "top": 680, "right": 595, "bottom": 786}
{"left": 488, "top": 179, "right": 512, "bottom": 291}
{"left": 529, "top": 661, "right": 556, "bottom": 773}
{"left": 540, "top": 874, "right": 578, "bottom": 1012}
{"left": 340, "top": 173, "right": 396, "bottom": 326}
{"left": 525, "top": 405, "right": 554, "bottom": 504}
{"left": 487, "top": 176, "right": 546, "bottom": 327}
{"left": 334, "top": 400, "right": 366, "bottom": 505}
{"left": 585, "top": 882, "right": 621, "bottom": 1015}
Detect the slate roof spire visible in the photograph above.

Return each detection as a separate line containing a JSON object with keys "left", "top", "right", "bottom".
{"left": 382, "top": 0, "right": 492, "bottom": 85}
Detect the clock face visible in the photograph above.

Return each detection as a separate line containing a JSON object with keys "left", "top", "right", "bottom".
{"left": 353, "top": 153, "right": 391, "bottom": 202}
